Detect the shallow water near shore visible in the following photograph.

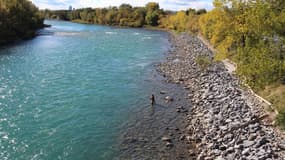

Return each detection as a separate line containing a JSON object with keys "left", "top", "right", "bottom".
{"left": 0, "top": 20, "right": 170, "bottom": 159}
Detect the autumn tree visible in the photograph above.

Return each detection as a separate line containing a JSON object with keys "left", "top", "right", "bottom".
{"left": 198, "top": 0, "right": 285, "bottom": 89}
{"left": 0, "top": 0, "right": 44, "bottom": 45}
{"left": 145, "top": 2, "right": 160, "bottom": 26}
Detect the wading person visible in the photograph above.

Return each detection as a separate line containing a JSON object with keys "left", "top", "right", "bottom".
{"left": 150, "top": 94, "right": 155, "bottom": 105}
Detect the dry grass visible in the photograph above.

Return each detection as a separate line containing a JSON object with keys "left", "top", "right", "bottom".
{"left": 259, "top": 84, "right": 285, "bottom": 112}
{"left": 259, "top": 84, "right": 285, "bottom": 129}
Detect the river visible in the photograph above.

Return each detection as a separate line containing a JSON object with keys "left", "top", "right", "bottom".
{"left": 0, "top": 20, "right": 169, "bottom": 160}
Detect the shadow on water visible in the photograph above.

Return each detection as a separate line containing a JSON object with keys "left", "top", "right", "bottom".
{"left": 0, "top": 31, "right": 54, "bottom": 55}
{"left": 0, "top": 41, "right": 32, "bottom": 55}
{"left": 148, "top": 103, "right": 168, "bottom": 117}
{"left": 37, "top": 29, "right": 54, "bottom": 36}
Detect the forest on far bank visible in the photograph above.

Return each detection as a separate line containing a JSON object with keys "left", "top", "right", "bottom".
{"left": 40, "top": 2, "right": 206, "bottom": 28}
{"left": 0, "top": 0, "right": 44, "bottom": 45}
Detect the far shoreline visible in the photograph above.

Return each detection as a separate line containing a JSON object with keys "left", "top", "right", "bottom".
{"left": 44, "top": 18, "right": 170, "bottom": 32}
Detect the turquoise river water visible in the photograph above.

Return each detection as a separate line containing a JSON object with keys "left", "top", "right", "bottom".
{"left": 0, "top": 20, "right": 169, "bottom": 160}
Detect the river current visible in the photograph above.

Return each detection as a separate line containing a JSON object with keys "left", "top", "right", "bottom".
{"left": 0, "top": 20, "right": 169, "bottom": 160}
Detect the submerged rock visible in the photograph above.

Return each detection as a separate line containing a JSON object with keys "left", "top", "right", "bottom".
{"left": 165, "top": 96, "right": 174, "bottom": 102}
{"left": 162, "top": 136, "right": 172, "bottom": 142}
{"left": 166, "top": 142, "right": 174, "bottom": 148}
{"left": 160, "top": 90, "right": 167, "bottom": 94}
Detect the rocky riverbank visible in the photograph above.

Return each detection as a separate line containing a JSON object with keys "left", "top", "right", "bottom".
{"left": 158, "top": 33, "right": 285, "bottom": 159}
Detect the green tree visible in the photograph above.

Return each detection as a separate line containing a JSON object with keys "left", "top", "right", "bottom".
{"left": 105, "top": 7, "right": 118, "bottom": 25}
{"left": 146, "top": 2, "right": 159, "bottom": 12}
{"left": 145, "top": 2, "right": 160, "bottom": 26}
{"left": 131, "top": 7, "right": 146, "bottom": 27}
{"left": 145, "top": 11, "right": 159, "bottom": 26}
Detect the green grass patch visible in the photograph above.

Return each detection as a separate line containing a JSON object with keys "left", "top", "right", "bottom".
{"left": 196, "top": 55, "right": 212, "bottom": 70}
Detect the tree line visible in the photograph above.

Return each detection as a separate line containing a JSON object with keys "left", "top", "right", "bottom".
{"left": 41, "top": 3, "right": 161, "bottom": 27}
{"left": 152, "top": 0, "right": 285, "bottom": 91}
{"left": 0, "top": 0, "right": 44, "bottom": 45}
{"left": 40, "top": 2, "right": 206, "bottom": 28}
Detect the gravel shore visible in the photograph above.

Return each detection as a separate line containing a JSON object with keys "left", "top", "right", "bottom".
{"left": 158, "top": 33, "right": 285, "bottom": 160}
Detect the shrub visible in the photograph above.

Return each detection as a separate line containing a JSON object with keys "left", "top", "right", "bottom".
{"left": 196, "top": 55, "right": 212, "bottom": 70}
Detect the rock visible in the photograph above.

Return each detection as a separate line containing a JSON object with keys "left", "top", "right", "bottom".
{"left": 179, "top": 135, "right": 186, "bottom": 140}
{"left": 226, "top": 147, "right": 234, "bottom": 154}
{"left": 256, "top": 137, "right": 269, "bottom": 148}
{"left": 187, "top": 93, "right": 193, "bottom": 97}
{"left": 215, "top": 155, "right": 225, "bottom": 160}
{"left": 243, "top": 140, "right": 255, "bottom": 148}
{"left": 184, "top": 86, "right": 191, "bottom": 90}
{"left": 225, "top": 119, "right": 232, "bottom": 123}
{"left": 248, "top": 134, "right": 257, "bottom": 141}
{"left": 165, "top": 96, "right": 173, "bottom": 101}
{"left": 160, "top": 91, "right": 167, "bottom": 94}
{"left": 219, "top": 146, "right": 227, "bottom": 151}
{"left": 162, "top": 136, "right": 172, "bottom": 142}
{"left": 224, "top": 133, "right": 233, "bottom": 140}
{"left": 247, "top": 155, "right": 258, "bottom": 160}
{"left": 212, "top": 149, "right": 221, "bottom": 156}
{"left": 195, "top": 138, "right": 202, "bottom": 143}
{"left": 176, "top": 106, "right": 188, "bottom": 113}
{"left": 212, "top": 108, "right": 220, "bottom": 114}
{"left": 241, "top": 148, "right": 250, "bottom": 156}
{"left": 138, "top": 137, "right": 148, "bottom": 143}
{"left": 278, "top": 143, "right": 285, "bottom": 150}
{"left": 166, "top": 142, "right": 173, "bottom": 148}
{"left": 176, "top": 106, "right": 182, "bottom": 110}
{"left": 226, "top": 153, "right": 235, "bottom": 160}
{"left": 189, "top": 151, "right": 196, "bottom": 157}
{"left": 197, "top": 152, "right": 206, "bottom": 160}
{"left": 219, "top": 126, "right": 227, "bottom": 131}
{"left": 234, "top": 144, "right": 243, "bottom": 150}
{"left": 125, "top": 137, "right": 137, "bottom": 143}
{"left": 205, "top": 142, "right": 213, "bottom": 148}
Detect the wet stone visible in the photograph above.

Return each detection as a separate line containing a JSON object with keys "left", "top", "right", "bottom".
{"left": 166, "top": 142, "right": 174, "bottom": 148}
{"left": 162, "top": 136, "right": 172, "bottom": 142}
{"left": 160, "top": 90, "right": 167, "bottom": 94}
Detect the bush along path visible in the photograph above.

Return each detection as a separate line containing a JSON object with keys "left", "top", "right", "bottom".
{"left": 158, "top": 33, "right": 285, "bottom": 160}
